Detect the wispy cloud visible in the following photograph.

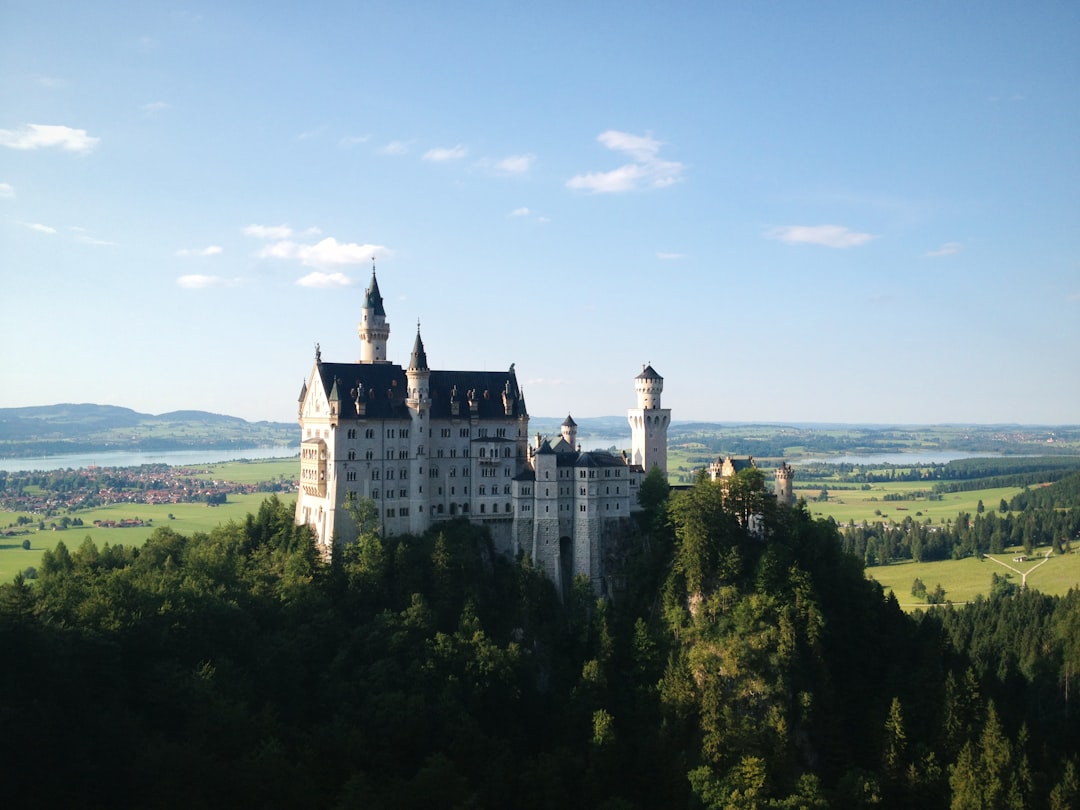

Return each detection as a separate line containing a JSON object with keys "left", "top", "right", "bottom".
{"left": 141, "top": 101, "right": 170, "bottom": 116}
{"left": 657, "top": 252, "right": 686, "bottom": 260}
{"left": 924, "top": 241, "right": 962, "bottom": 257}
{"left": 296, "top": 126, "right": 327, "bottom": 141}
{"left": 176, "top": 245, "right": 223, "bottom": 257}
{"left": 423, "top": 144, "right": 467, "bottom": 162}
{"left": 33, "top": 74, "right": 66, "bottom": 88}
{"left": 244, "top": 224, "right": 293, "bottom": 240}
{"left": 257, "top": 236, "right": 391, "bottom": 270}
{"left": 0, "top": 124, "right": 100, "bottom": 154}
{"left": 378, "top": 140, "right": 412, "bottom": 156}
{"left": 76, "top": 234, "right": 117, "bottom": 246}
{"left": 176, "top": 274, "right": 238, "bottom": 289}
{"left": 339, "top": 134, "right": 370, "bottom": 148}
{"left": 567, "top": 130, "right": 684, "bottom": 193}
{"left": 0, "top": 182, "right": 13, "bottom": 198}
{"left": 765, "top": 224, "right": 876, "bottom": 248}
{"left": 489, "top": 153, "right": 535, "bottom": 175}
{"left": 26, "top": 222, "right": 57, "bottom": 234}
{"left": 510, "top": 207, "right": 532, "bottom": 217}
{"left": 1068, "top": 292, "right": 1080, "bottom": 303}
{"left": 296, "top": 272, "right": 354, "bottom": 288}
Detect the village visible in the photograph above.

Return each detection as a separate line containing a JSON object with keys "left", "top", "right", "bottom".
{"left": 0, "top": 463, "right": 292, "bottom": 528}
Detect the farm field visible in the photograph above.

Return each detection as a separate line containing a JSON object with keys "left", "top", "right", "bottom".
{"left": 1, "top": 457, "right": 299, "bottom": 583}
{"left": 868, "top": 545, "right": 1080, "bottom": 609}
{"left": 795, "top": 481, "right": 1029, "bottom": 526}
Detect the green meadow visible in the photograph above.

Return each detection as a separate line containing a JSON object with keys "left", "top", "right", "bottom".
{"left": 868, "top": 545, "right": 1080, "bottom": 609}
{"left": 794, "top": 480, "right": 1028, "bottom": 527}
{"left": 1, "top": 458, "right": 299, "bottom": 584}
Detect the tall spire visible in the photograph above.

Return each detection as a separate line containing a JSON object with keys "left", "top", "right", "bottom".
{"left": 408, "top": 320, "right": 429, "bottom": 371}
{"left": 364, "top": 262, "right": 386, "bottom": 317}
{"left": 358, "top": 258, "right": 390, "bottom": 363}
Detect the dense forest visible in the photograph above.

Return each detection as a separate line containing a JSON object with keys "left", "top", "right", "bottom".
{"left": 842, "top": 472, "right": 1080, "bottom": 565}
{"left": 2, "top": 473, "right": 1078, "bottom": 808}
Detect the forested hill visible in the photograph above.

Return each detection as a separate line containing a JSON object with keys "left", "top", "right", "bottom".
{"left": 2, "top": 477, "right": 1078, "bottom": 807}
{"left": 0, "top": 403, "right": 296, "bottom": 457}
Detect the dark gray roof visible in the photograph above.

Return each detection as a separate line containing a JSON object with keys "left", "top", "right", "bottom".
{"left": 364, "top": 270, "right": 386, "bottom": 317}
{"left": 313, "top": 361, "right": 527, "bottom": 421}
{"left": 408, "top": 329, "right": 429, "bottom": 372}
{"left": 636, "top": 364, "right": 662, "bottom": 381}
{"left": 562, "top": 414, "right": 577, "bottom": 427}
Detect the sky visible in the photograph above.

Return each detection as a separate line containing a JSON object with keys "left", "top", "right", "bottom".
{"left": 2, "top": 1, "right": 1078, "bottom": 426}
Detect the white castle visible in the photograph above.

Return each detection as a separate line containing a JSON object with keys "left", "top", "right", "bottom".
{"left": 294, "top": 268, "right": 670, "bottom": 594}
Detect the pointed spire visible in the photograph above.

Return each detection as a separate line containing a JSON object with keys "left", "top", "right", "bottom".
{"left": 364, "top": 263, "right": 386, "bottom": 317}
{"left": 328, "top": 377, "right": 341, "bottom": 402}
{"left": 297, "top": 379, "right": 308, "bottom": 402}
{"left": 408, "top": 320, "right": 429, "bottom": 372}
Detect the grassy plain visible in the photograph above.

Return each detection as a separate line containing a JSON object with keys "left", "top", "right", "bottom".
{"left": 795, "top": 481, "right": 1028, "bottom": 526}
{"left": 869, "top": 545, "right": 1080, "bottom": 609}
{"left": 1, "top": 458, "right": 299, "bottom": 584}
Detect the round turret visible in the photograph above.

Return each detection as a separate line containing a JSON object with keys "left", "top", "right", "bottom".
{"left": 635, "top": 364, "right": 663, "bottom": 409}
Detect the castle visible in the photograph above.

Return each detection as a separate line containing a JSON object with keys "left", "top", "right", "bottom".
{"left": 294, "top": 269, "right": 670, "bottom": 593}
{"left": 295, "top": 268, "right": 793, "bottom": 594}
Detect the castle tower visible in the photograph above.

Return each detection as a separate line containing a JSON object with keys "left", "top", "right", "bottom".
{"left": 406, "top": 323, "right": 431, "bottom": 534}
{"left": 561, "top": 414, "right": 578, "bottom": 449}
{"left": 774, "top": 462, "right": 795, "bottom": 507}
{"left": 358, "top": 265, "right": 390, "bottom": 363}
{"left": 627, "top": 364, "right": 670, "bottom": 475}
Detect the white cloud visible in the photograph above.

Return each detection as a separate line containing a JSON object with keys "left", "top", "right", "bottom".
{"left": 177, "top": 274, "right": 224, "bottom": 289}
{"left": 339, "top": 135, "right": 370, "bottom": 147}
{"left": 657, "top": 252, "right": 686, "bottom": 260}
{"left": 176, "top": 245, "right": 223, "bottom": 257}
{"left": 567, "top": 130, "right": 684, "bottom": 193}
{"left": 244, "top": 223, "right": 293, "bottom": 240}
{"left": 296, "top": 126, "right": 327, "bottom": 140}
{"left": 0, "top": 183, "right": 13, "bottom": 198}
{"left": 379, "top": 140, "right": 411, "bottom": 156}
{"left": 76, "top": 235, "right": 117, "bottom": 246}
{"left": 925, "top": 241, "right": 962, "bottom": 257}
{"left": 258, "top": 236, "right": 391, "bottom": 269}
{"left": 423, "top": 144, "right": 467, "bottom": 162}
{"left": 142, "top": 101, "right": 170, "bottom": 115}
{"left": 27, "top": 222, "right": 57, "bottom": 234}
{"left": 0, "top": 124, "right": 100, "bottom": 154}
{"left": 510, "top": 207, "right": 532, "bottom": 217}
{"left": 493, "top": 153, "right": 535, "bottom": 175}
{"left": 296, "top": 271, "right": 354, "bottom": 288}
{"left": 765, "top": 224, "right": 876, "bottom": 248}
{"left": 33, "top": 75, "right": 66, "bottom": 88}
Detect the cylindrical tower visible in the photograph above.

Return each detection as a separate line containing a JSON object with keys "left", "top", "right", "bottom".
{"left": 561, "top": 414, "right": 578, "bottom": 449}
{"left": 358, "top": 267, "right": 390, "bottom": 363}
{"left": 627, "top": 364, "right": 671, "bottom": 476}
{"left": 774, "top": 462, "right": 795, "bottom": 507}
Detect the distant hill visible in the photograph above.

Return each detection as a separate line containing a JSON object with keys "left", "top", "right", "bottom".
{"left": 0, "top": 404, "right": 297, "bottom": 458}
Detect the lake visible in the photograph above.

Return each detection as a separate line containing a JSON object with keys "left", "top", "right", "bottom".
{"left": 0, "top": 446, "right": 299, "bottom": 473}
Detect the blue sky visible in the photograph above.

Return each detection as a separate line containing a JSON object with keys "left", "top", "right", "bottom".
{"left": 2, "top": 2, "right": 1078, "bottom": 425}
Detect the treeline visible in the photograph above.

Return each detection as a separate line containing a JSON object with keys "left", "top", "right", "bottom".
{"left": 2, "top": 481, "right": 1079, "bottom": 807}
{"left": 843, "top": 508, "right": 1080, "bottom": 565}
{"left": 842, "top": 472, "right": 1080, "bottom": 565}
{"left": 794, "top": 456, "right": 1080, "bottom": 487}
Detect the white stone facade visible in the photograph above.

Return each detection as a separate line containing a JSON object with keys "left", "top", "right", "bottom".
{"left": 294, "top": 270, "right": 661, "bottom": 593}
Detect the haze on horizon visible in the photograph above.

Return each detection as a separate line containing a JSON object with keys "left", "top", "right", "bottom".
{"left": 2, "top": 3, "right": 1077, "bottom": 425}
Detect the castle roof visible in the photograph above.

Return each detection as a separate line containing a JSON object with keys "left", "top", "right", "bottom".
{"left": 408, "top": 328, "right": 429, "bottom": 372}
{"left": 364, "top": 269, "right": 386, "bottom": 317}
{"left": 311, "top": 361, "right": 527, "bottom": 420}
{"left": 562, "top": 414, "right": 577, "bottom": 427}
{"left": 636, "top": 364, "right": 662, "bottom": 381}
